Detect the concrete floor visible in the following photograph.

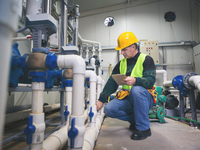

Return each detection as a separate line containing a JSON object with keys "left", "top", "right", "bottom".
{"left": 94, "top": 117, "right": 200, "bottom": 150}
{"left": 2, "top": 111, "right": 200, "bottom": 150}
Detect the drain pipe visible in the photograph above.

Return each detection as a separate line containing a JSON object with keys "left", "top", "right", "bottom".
{"left": 57, "top": 55, "right": 86, "bottom": 150}
{"left": 0, "top": 1, "right": 22, "bottom": 149}
{"left": 85, "top": 70, "right": 97, "bottom": 127}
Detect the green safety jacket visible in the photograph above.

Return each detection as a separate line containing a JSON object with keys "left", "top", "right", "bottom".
{"left": 120, "top": 53, "right": 157, "bottom": 103}
{"left": 120, "top": 53, "right": 146, "bottom": 90}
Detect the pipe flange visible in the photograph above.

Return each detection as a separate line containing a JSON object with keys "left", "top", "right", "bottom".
{"left": 183, "top": 72, "right": 198, "bottom": 90}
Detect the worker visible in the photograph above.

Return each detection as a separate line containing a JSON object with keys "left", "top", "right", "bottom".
{"left": 96, "top": 31, "right": 156, "bottom": 140}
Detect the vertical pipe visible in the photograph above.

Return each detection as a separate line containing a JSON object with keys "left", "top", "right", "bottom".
{"left": 26, "top": 0, "right": 42, "bottom": 15}
{"left": 189, "top": 90, "right": 197, "bottom": 122}
{"left": 31, "top": 82, "right": 45, "bottom": 150}
{"left": 64, "top": 0, "right": 68, "bottom": 46}
{"left": 179, "top": 93, "right": 185, "bottom": 119}
{"left": 0, "top": 1, "right": 22, "bottom": 149}
{"left": 74, "top": 5, "right": 79, "bottom": 47}
{"left": 46, "top": 0, "right": 52, "bottom": 14}
{"left": 60, "top": 91, "right": 65, "bottom": 124}
{"left": 65, "top": 84, "right": 73, "bottom": 123}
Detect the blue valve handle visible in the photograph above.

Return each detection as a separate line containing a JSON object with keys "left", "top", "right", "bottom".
{"left": 64, "top": 106, "right": 70, "bottom": 121}
{"left": 88, "top": 107, "right": 94, "bottom": 123}
{"left": 68, "top": 118, "right": 78, "bottom": 149}
{"left": 24, "top": 116, "right": 36, "bottom": 145}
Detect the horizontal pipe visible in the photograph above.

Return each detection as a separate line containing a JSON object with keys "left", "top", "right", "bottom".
{"left": 189, "top": 75, "right": 200, "bottom": 91}
{"left": 163, "top": 80, "right": 173, "bottom": 88}
{"left": 5, "top": 103, "right": 60, "bottom": 124}
{"left": 43, "top": 124, "right": 69, "bottom": 150}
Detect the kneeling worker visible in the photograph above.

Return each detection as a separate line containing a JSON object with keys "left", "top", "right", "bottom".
{"left": 96, "top": 31, "right": 156, "bottom": 140}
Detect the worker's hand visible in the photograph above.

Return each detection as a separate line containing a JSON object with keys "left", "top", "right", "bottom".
{"left": 121, "top": 76, "right": 136, "bottom": 86}
{"left": 96, "top": 100, "right": 104, "bottom": 111}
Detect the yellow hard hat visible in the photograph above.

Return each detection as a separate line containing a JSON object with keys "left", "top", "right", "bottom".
{"left": 115, "top": 31, "right": 139, "bottom": 50}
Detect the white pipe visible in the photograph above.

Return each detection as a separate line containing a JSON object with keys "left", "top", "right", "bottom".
{"left": 5, "top": 103, "right": 60, "bottom": 124}
{"left": 0, "top": 1, "right": 22, "bottom": 149}
{"left": 43, "top": 124, "right": 69, "bottom": 150}
{"left": 85, "top": 44, "right": 89, "bottom": 62}
{"left": 65, "top": 85, "right": 72, "bottom": 123}
{"left": 64, "top": 2, "right": 68, "bottom": 46}
{"left": 57, "top": 55, "right": 86, "bottom": 149}
{"left": 97, "top": 76, "right": 102, "bottom": 99}
{"left": 82, "top": 108, "right": 105, "bottom": 150}
{"left": 92, "top": 46, "right": 95, "bottom": 56}
{"left": 78, "top": 33, "right": 101, "bottom": 50}
{"left": 85, "top": 71, "right": 97, "bottom": 106}
{"left": 85, "top": 70, "right": 97, "bottom": 127}
{"left": 80, "top": 46, "right": 83, "bottom": 57}
{"left": 163, "top": 80, "right": 173, "bottom": 88}
{"left": 12, "top": 35, "right": 33, "bottom": 41}
{"left": 30, "top": 82, "right": 45, "bottom": 150}
{"left": 26, "top": 0, "right": 42, "bottom": 15}
{"left": 189, "top": 75, "right": 200, "bottom": 91}
{"left": 156, "top": 70, "right": 167, "bottom": 84}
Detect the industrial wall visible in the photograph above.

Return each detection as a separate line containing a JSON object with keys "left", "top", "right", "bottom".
{"left": 79, "top": 0, "right": 200, "bottom": 85}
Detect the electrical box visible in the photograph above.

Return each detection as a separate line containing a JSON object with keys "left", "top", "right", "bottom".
{"left": 140, "top": 40, "right": 159, "bottom": 65}
{"left": 118, "top": 40, "right": 159, "bottom": 65}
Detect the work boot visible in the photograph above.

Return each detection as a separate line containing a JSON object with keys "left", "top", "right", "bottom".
{"left": 130, "top": 128, "right": 151, "bottom": 140}
{"left": 129, "top": 123, "right": 136, "bottom": 131}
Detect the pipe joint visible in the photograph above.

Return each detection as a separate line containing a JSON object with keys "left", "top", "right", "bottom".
{"left": 46, "top": 52, "right": 58, "bottom": 70}
{"left": 88, "top": 105, "right": 97, "bottom": 124}
{"left": 57, "top": 55, "right": 85, "bottom": 74}
{"left": 26, "top": 53, "right": 48, "bottom": 70}
{"left": 68, "top": 115, "right": 85, "bottom": 149}
{"left": 31, "top": 82, "right": 45, "bottom": 91}
{"left": 31, "top": 113, "right": 45, "bottom": 144}
{"left": 86, "top": 70, "right": 97, "bottom": 82}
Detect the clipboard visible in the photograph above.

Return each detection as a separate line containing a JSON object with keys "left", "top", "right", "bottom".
{"left": 112, "top": 74, "right": 126, "bottom": 85}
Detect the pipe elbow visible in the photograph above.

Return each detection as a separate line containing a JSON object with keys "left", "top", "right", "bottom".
{"left": 57, "top": 55, "right": 85, "bottom": 74}
{"left": 86, "top": 70, "right": 97, "bottom": 82}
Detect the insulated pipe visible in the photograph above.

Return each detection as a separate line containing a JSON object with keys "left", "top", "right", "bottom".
{"left": 85, "top": 70, "right": 97, "bottom": 127}
{"left": 189, "top": 75, "right": 200, "bottom": 91}
{"left": 0, "top": 1, "right": 22, "bottom": 149}
{"left": 156, "top": 70, "right": 167, "bottom": 86}
{"left": 57, "top": 55, "right": 86, "bottom": 149}
{"left": 30, "top": 82, "right": 45, "bottom": 150}
{"left": 43, "top": 124, "right": 69, "bottom": 150}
